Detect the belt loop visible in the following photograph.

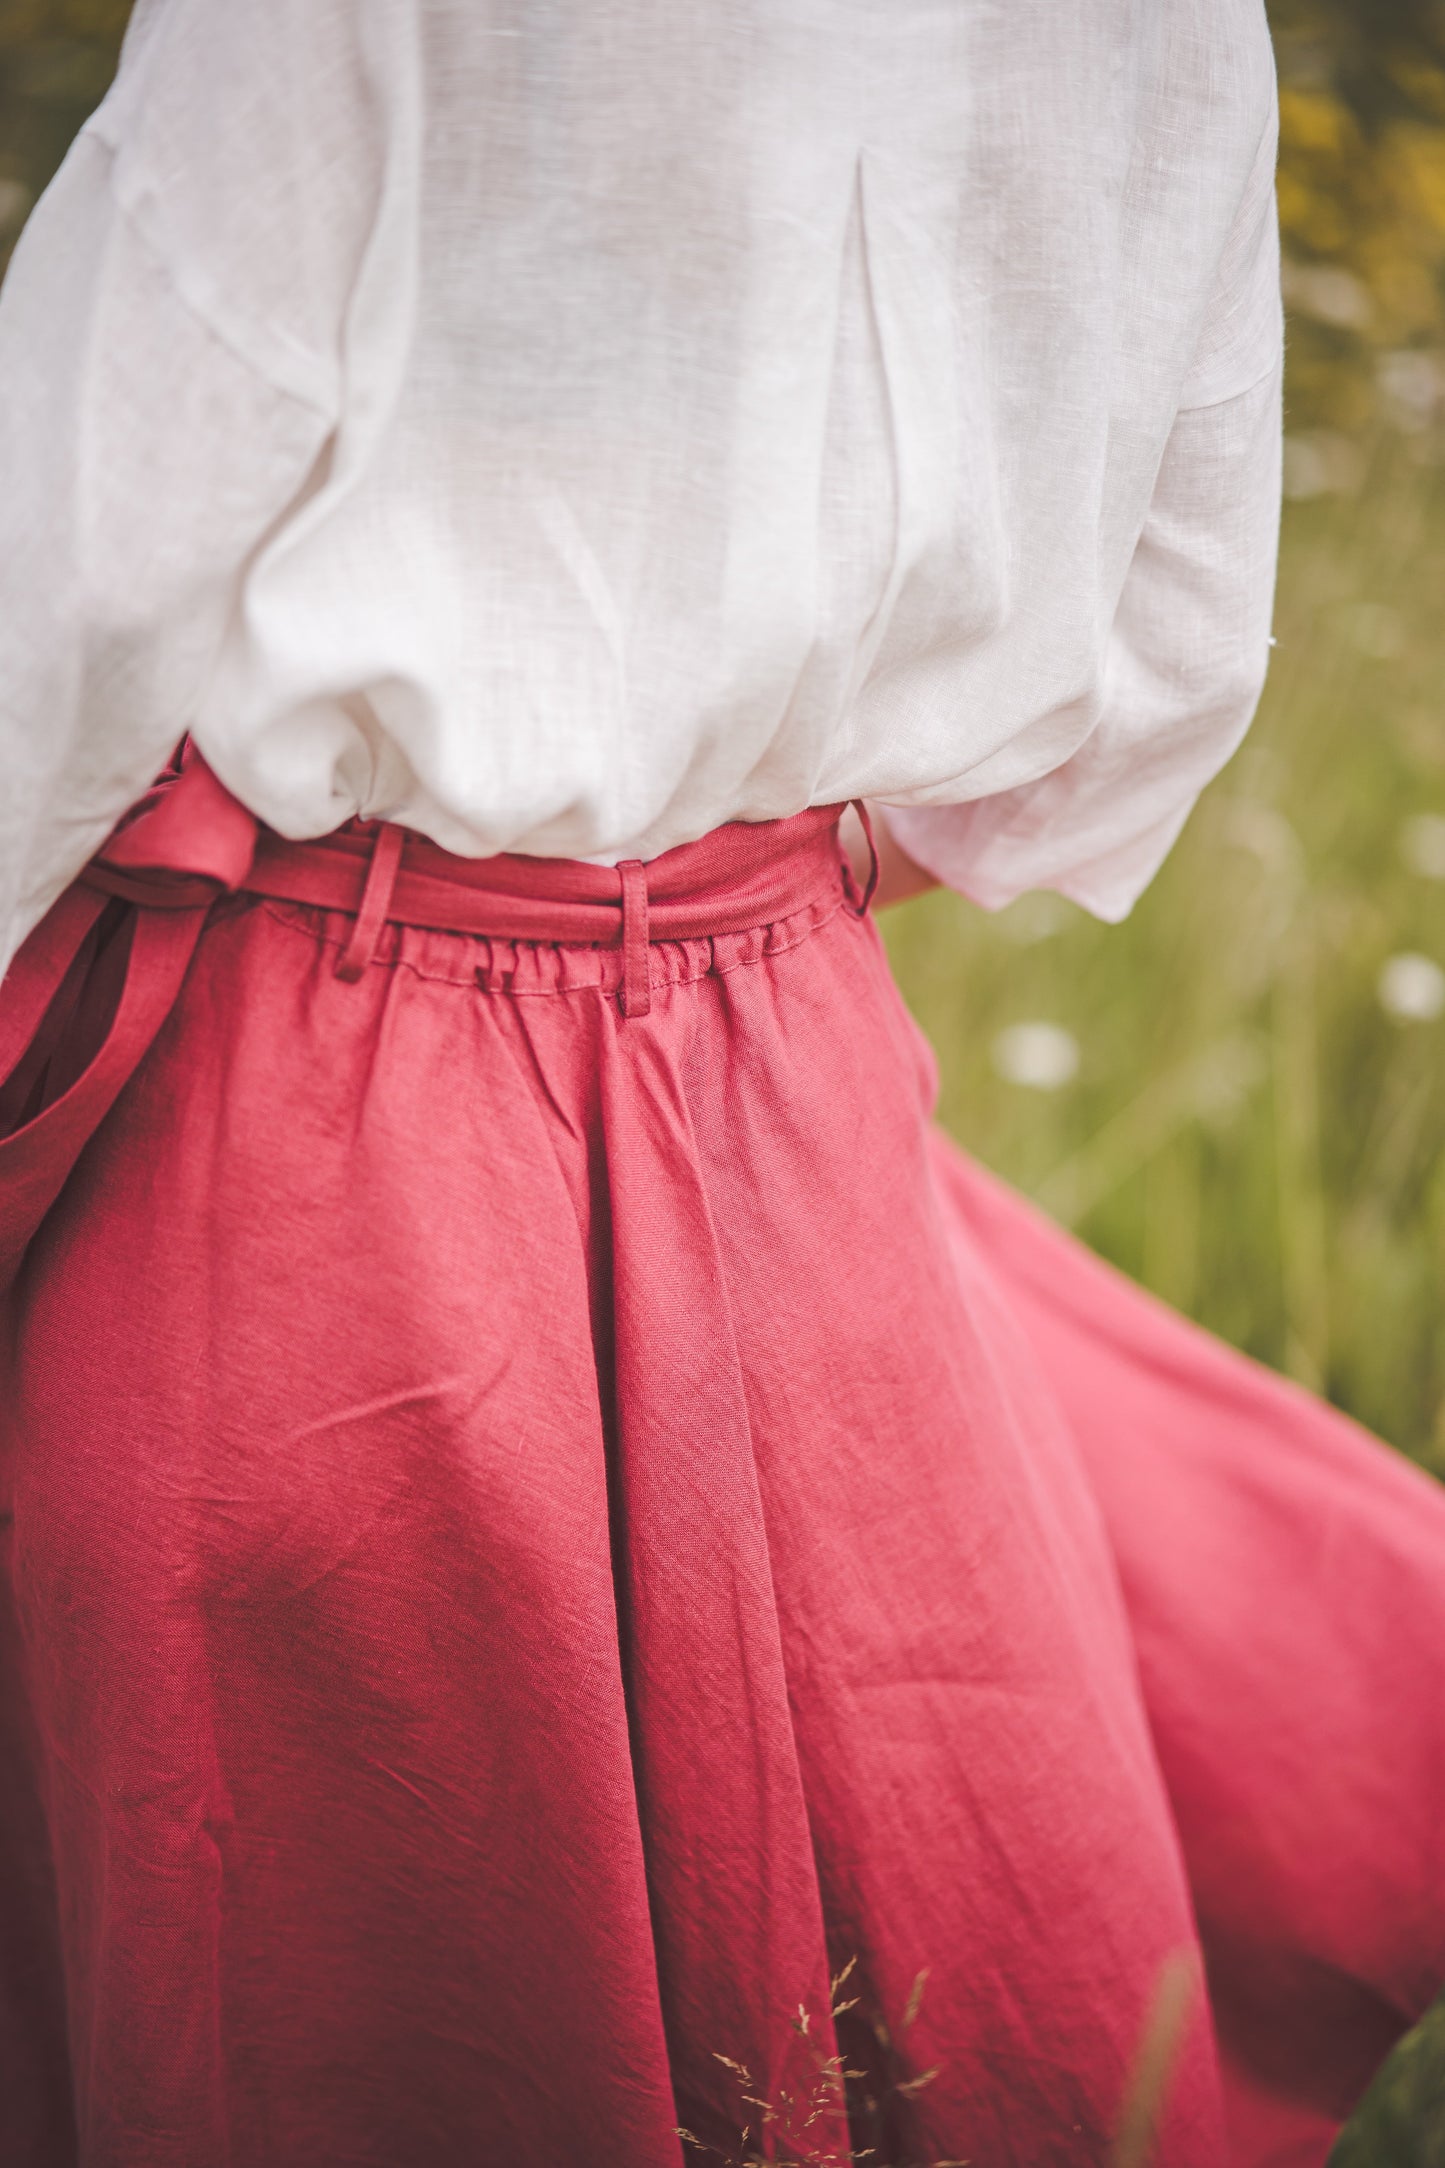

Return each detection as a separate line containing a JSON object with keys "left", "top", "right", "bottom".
{"left": 846, "top": 799, "right": 880, "bottom": 917}
{"left": 335, "top": 823, "right": 405, "bottom": 982}
{"left": 617, "top": 860, "right": 651, "bottom": 1018}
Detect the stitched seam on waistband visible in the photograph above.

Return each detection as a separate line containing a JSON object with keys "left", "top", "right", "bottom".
{"left": 256, "top": 889, "right": 847, "bottom": 995}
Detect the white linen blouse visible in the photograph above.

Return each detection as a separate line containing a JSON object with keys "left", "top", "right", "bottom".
{"left": 0, "top": 0, "right": 1282, "bottom": 974}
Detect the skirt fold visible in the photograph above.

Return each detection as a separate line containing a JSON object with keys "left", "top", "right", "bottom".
{"left": 930, "top": 1143, "right": 1445, "bottom": 2140}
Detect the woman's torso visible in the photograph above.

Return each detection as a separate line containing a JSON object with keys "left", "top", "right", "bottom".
{"left": 76, "top": 0, "right": 1279, "bottom": 864}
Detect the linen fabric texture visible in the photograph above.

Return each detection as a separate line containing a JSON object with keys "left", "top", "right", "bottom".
{"left": 2, "top": 774, "right": 1443, "bottom": 2167}
{"left": 0, "top": 0, "right": 1282, "bottom": 969}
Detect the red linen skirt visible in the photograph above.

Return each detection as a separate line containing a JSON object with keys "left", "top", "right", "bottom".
{"left": 1, "top": 759, "right": 1443, "bottom": 2167}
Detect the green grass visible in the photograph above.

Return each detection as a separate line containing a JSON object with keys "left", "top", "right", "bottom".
{"left": 1329, "top": 1991, "right": 1445, "bottom": 2164}
{"left": 885, "top": 430, "right": 1445, "bottom": 1473}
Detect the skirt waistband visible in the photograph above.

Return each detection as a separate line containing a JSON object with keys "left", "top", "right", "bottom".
{"left": 0, "top": 760, "right": 871, "bottom": 1290}
{"left": 84, "top": 756, "right": 869, "bottom": 1019}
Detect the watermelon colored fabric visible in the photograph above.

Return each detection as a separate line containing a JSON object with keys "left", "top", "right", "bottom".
{"left": 1, "top": 769, "right": 1441, "bottom": 2166}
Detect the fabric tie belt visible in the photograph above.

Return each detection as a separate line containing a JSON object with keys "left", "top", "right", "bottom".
{"left": 81, "top": 755, "right": 876, "bottom": 1017}
{"left": 0, "top": 755, "right": 876, "bottom": 1291}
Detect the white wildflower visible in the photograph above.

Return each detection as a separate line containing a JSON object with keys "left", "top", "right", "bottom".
{"left": 992, "top": 1022, "right": 1080, "bottom": 1090}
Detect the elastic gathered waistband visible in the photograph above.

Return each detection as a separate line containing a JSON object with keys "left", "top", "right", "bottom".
{"left": 84, "top": 755, "right": 869, "bottom": 1018}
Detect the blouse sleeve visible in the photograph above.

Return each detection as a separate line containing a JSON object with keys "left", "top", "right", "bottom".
{"left": 880, "top": 110, "right": 1284, "bottom": 924}
{"left": 0, "top": 0, "right": 400, "bottom": 977}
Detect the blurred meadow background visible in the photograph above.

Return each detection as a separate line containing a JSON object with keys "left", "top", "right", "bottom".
{"left": 2, "top": 0, "right": 1444, "bottom": 1482}
{"left": 888, "top": 0, "right": 1445, "bottom": 1477}
{"left": 895, "top": 0, "right": 1445, "bottom": 1484}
